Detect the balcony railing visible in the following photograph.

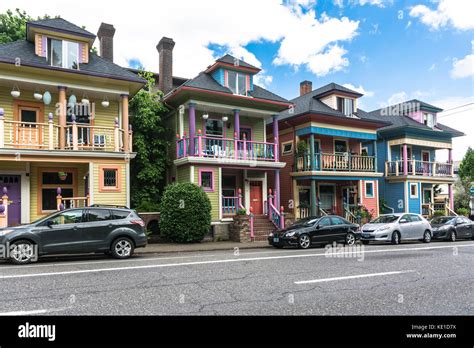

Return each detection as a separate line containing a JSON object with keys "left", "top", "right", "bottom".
{"left": 176, "top": 135, "right": 277, "bottom": 162}
{"left": 385, "top": 160, "right": 453, "bottom": 177}
{"left": 294, "top": 153, "right": 376, "bottom": 172}
{"left": 0, "top": 119, "right": 130, "bottom": 152}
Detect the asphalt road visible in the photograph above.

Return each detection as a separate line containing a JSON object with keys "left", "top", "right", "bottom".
{"left": 0, "top": 240, "right": 473, "bottom": 315}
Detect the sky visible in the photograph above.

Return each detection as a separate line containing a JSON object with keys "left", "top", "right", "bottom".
{"left": 1, "top": 0, "right": 473, "bottom": 160}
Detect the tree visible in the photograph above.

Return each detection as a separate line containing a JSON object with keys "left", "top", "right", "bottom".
{"left": 458, "top": 147, "right": 474, "bottom": 180}
{"left": 159, "top": 183, "right": 212, "bottom": 243}
{"left": 454, "top": 147, "right": 474, "bottom": 210}
{"left": 129, "top": 70, "right": 170, "bottom": 210}
{"left": 0, "top": 9, "right": 57, "bottom": 44}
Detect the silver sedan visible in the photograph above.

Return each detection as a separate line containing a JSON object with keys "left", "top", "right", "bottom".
{"left": 361, "top": 213, "right": 432, "bottom": 245}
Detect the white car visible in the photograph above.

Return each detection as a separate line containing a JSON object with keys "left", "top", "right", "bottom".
{"left": 361, "top": 213, "right": 432, "bottom": 245}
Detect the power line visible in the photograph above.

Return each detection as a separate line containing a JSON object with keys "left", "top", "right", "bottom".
{"left": 441, "top": 102, "right": 474, "bottom": 112}
{"left": 437, "top": 103, "right": 474, "bottom": 118}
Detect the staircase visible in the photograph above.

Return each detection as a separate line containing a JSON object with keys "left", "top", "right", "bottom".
{"left": 252, "top": 215, "right": 277, "bottom": 241}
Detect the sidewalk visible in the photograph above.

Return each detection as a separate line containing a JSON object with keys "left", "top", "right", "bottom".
{"left": 135, "top": 241, "right": 271, "bottom": 254}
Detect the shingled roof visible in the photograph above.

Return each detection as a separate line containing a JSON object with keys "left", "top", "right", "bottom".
{"left": 214, "top": 54, "right": 260, "bottom": 71}
{"left": 27, "top": 18, "right": 96, "bottom": 39}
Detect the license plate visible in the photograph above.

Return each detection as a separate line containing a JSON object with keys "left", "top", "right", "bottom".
{"left": 273, "top": 237, "right": 279, "bottom": 243}
{"left": 362, "top": 234, "right": 371, "bottom": 238}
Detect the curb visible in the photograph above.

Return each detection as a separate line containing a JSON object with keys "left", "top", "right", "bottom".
{"left": 135, "top": 242, "right": 272, "bottom": 254}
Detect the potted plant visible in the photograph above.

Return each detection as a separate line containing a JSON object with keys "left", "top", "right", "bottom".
{"left": 296, "top": 141, "right": 308, "bottom": 155}
{"left": 58, "top": 171, "right": 68, "bottom": 181}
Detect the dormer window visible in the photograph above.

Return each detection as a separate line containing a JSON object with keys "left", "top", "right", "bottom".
{"left": 47, "top": 38, "right": 79, "bottom": 69}
{"left": 226, "top": 70, "right": 248, "bottom": 96}
{"left": 336, "top": 97, "right": 354, "bottom": 116}
{"left": 423, "top": 113, "right": 436, "bottom": 128}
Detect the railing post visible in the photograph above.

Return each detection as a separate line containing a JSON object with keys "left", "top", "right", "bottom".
{"left": 0, "top": 108, "right": 4, "bottom": 148}
{"left": 129, "top": 125, "right": 133, "bottom": 153}
{"left": 114, "top": 118, "right": 120, "bottom": 152}
{"left": 234, "top": 132, "right": 238, "bottom": 160}
{"left": 412, "top": 160, "right": 416, "bottom": 175}
{"left": 182, "top": 132, "right": 187, "bottom": 157}
{"left": 268, "top": 189, "right": 273, "bottom": 221}
{"left": 280, "top": 206, "right": 285, "bottom": 229}
{"left": 197, "top": 129, "right": 203, "bottom": 157}
{"left": 48, "top": 113, "right": 54, "bottom": 150}
{"left": 395, "top": 161, "right": 399, "bottom": 176}
{"left": 432, "top": 162, "right": 437, "bottom": 177}
{"left": 249, "top": 206, "right": 254, "bottom": 240}
{"left": 72, "top": 115, "right": 78, "bottom": 151}
{"left": 274, "top": 136, "right": 279, "bottom": 162}
{"left": 348, "top": 153, "right": 352, "bottom": 172}
{"left": 56, "top": 187, "right": 63, "bottom": 211}
{"left": 0, "top": 187, "right": 8, "bottom": 228}
{"left": 385, "top": 161, "right": 388, "bottom": 176}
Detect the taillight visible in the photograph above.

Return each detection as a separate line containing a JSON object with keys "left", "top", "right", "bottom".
{"left": 131, "top": 219, "right": 145, "bottom": 227}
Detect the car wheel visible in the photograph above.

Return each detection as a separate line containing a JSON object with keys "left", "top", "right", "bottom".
{"left": 345, "top": 232, "right": 356, "bottom": 246}
{"left": 9, "top": 240, "right": 36, "bottom": 265}
{"left": 423, "top": 230, "right": 431, "bottom": 243}
{"left": 297, "top": 234, "right": 311, "bottom": 249}
{"left": 111, "top": 237, "right": 134, "bottom": 259}
{"left": 361, "top": 240, "right": 370, "bottom": 245}
{"left": 448, "top": 230, "right": 456, "bottom": 242}
{"left": 391, "top": 231, "right": 400, "bottom": 245}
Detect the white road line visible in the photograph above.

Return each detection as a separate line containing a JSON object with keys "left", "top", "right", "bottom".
{"left": 0, "top": 307, "right": 70, "bottom": 316}
{"left": 0, "top": 243, "right": 472, "bottom": 280}
{"left": 295, "top": 270, "right": 415, "bottom": 284}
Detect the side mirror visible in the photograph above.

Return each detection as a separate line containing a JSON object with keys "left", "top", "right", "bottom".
{"left": 315, "top": 224, "right": 320, "bottom": 230}
{"left": 399, "top": 219, "right": 408, "bottom": 224}
{"left": 46, "top": 220, "right": 54, "bottom": 228}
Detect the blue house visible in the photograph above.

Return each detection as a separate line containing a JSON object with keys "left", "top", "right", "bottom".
{"left": 359, "top": 100, "right": 464, "bottom": 217}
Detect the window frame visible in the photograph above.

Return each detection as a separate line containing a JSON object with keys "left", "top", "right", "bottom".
{"left": 365, "top": 181, "right": 375, "bottom": 198}
{"left": 281, "top": 140, "right": 294, "bottom": 156}
{"left": 38, "top": 167, "right": 77, "bottom": 215}
{"left": 334, "top": 139, "right": 349, "bottom": 154}
{"left": 46, "top": 37, "right": 80, "bottom": 70}
{"left": 409, "top": 183, "right": 419, "bottom": 199}
{"left": 198, "top": 168, "right": 215, "bottom": 192}
{"left": 205, "top": 118, "right": 224, "bottom": 138}
{"left": 225, "top": 70, "right": 249, "bottom": 96}
{"left": 99, "top": 165, "right": 122, "bottom": 192}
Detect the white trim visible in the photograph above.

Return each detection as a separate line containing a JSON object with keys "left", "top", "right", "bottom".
{"left": 0, "top": 169, "right": 29, "bottom": 224}
{"left": 190, "top": 166, "right": 194, "bottom": 183}
{"left": 263, "top": 172, "right": 268, "bottom": 211}
{"left": 263, "top": 119, "right": 267, "bottom": 142}
{"left": 173, "top": 157, "right": 285, "bottom": 169}
{"left": 364, "top": 181, "right": 375, "bottom": 198}
{"left": 281, "top": 140, "right": 294, "bottom": 156}
{"left": 126, "top": 161, "right": 130, "bottom": 208}
{"left": 333, "top": 138, "right": 349, "bottom": 154}
{"left": 409, "top": 182, "right": 419, "bottom": 199}
{"left": 218, "top": 167, "right": 222, "bottom": 220}
{"left": 361, "top": 146, "right": 368, "bottom": 155}
{"left": 88, "top": 162, "right": 94, "bottom": 205}
{"left": 179, "top": 110, "right": 184, "bottom": 138}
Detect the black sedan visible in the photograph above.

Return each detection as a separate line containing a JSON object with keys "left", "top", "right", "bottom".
{"left": 431, "top": 216, "right": 474, "bottom": 242}
{"left": 268, "top": 215, "right": 360, "bottom": 249}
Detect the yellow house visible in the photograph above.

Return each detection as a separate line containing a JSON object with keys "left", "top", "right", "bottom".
{"left": 0, "top": 18, "right": 145, "bottom": 226}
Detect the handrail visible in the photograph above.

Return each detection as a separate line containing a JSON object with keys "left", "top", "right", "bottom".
{"left": 386, "top": 160, "right": 453, "bottom": 177}
{"left": 267, "top": 189, "right": 284, "bottom": 229}
{"left": 295, "top": 152, "right": 376, "bottom": 172}
{"left": 446, "top": 205, "right": 458, "bottom": 216}
{"left": 382, "top": 203, "right": 395, "bottom": 214}
{"left": 343, "top": 205, "right": 357, "bottom": 223}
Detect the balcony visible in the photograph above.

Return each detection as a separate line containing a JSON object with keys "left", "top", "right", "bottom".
{"left": 0, "top": 118, "right": 131, "bottom": 153}
{"left": 176, "top": 135, "right": 278, "bottom": 162}
{"left": 385, "top": 160, "right": 453, "bottom": 177}
{"left": 294, "top": 153, "right": 377, "bottom": 173}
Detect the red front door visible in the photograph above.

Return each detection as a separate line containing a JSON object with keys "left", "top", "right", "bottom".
{"left": 249, "top": 181, "right": 263, "bottom": 214}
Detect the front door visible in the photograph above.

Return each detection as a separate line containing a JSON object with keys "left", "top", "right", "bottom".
{"left": 0, "top": 175, "right": 21, "bottom": 226}
{"left": 319, "top": 185, "right": 335, "bottom": 214}
{"left": 249, "top": 181, "right": 263, "bottom": 214}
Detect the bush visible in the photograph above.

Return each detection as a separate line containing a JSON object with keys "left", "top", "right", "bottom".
{"left": 456, "top": 207, "right": 469, "bottom": 217}
{"left": 433, "top": 211, "right": 445, "bottom": 217}
{"left": 296, "top": 141, "right": 308, "bottom": 155}
{"left": 236, "top": 209, "right": 247, "bottom": 216}
{"left": 159, "top": 183, "right": 212, "bottom": 243}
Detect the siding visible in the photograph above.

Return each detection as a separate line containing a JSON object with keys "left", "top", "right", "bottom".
{"left": 0, "top": 162, "right": 27, "bottom": 171}
{"left": 361, "top": 180, "right": 379, "bottom": 217}
{"left": 176, "top": 165, "right": 190, "bottom": 183}
{"left": 194, "top": 166, "right": 220, "bottom": 221}
{"left": 384, "top": 182, "right": 405, "bottom": 213}
{"left": 91, "top": 161, "right": 127, "bottom": 206}
{"left": 407, "top": 181, "right": 421, "bottom": 214}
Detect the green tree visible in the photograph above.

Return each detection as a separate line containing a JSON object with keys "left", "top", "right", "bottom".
{"left": 0, "top": 9, "right": 58, "bottom": 44}
{"left": 458, "top": 147, "right": 474, "bottom": 180}
{"left": 454, "top": 147, "right": 474, "bottom": 210}
{"left": 129, "top": 70, "right": 170, "bottom": 210}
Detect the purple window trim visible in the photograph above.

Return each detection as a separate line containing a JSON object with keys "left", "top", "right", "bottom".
{"left": 198, "top": 168, "right": 215, "bottom": 192}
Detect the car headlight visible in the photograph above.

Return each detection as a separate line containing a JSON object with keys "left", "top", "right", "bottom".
{"left": 376, "top": 225, "right": 391, "bottom": 232}
{"left": 437, "top": 225, "right": 450, "bottom": 231}
{"left": 268, "top": 232, "right": 274, "bottom": 237}
{"left": 285, "top": 231, "right": 296, "bottom": 237}
{"left": 0, "top": 229, "right": 14, "bottom": 236}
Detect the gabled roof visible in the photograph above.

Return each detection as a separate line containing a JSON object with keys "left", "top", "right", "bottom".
{"left": 27, "top": 18, "right": 96, "bottom": 40}
{"left": 215, "top": 54, "right": 260, "bottom": 71}
{"left": 0, "top": 40, "right": 145, "bottom": 84}
{"left": 205, "top": 54, "right": 261, "bottom": 74}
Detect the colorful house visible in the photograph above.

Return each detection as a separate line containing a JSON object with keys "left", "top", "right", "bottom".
{"left": 0, "top": 19, "right": 145, "bottom": 226}
{"left": 163, "top": 54, "right": 290, "bottom": 237}
{"left": 268, "top": 81, "right": 387, "bottom": 222}
{"left": 359, "top": 100, "right": 464, "bottom": 217}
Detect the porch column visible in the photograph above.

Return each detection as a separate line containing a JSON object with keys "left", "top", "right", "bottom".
{"left": 448, "top": 184, "right": 454, "bottom": 211}
{"left": 272, "top": 114, "right": 279, "bottom": 161}
{"left": 310, "top": 179, "right": 317, "bottom": 216}
{"left": 448, "top": 148, "right": 453, "bottom": 175}
{"left": 233, "top": 109, "right": 240, "bottom": 139}
{"left": 58, "top": 86, "right": 67, "bottom": 149}
{"left": 121, "top": 94, "right": 130, "bottom": 153}
{"left": 403, "top": 144, "right": 408, "bottom": 175}
{"left": 372, "top": 139, "right": 377, "bottom": 171}
{"left": 274, "top": 169, "right": 280, "bottom": 209}
{"left": 310, "top": 134, "right": 315, "bottom": 170}
{"left": 189, "top": 102, "right": 196, "bottom": 155}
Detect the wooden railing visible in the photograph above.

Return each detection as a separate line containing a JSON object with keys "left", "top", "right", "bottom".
{"left": 422, "top": 202, "right": 457, "bottom": 217}
{"left": 295, "top": 153, "right": 376, "bottom": 172}
{"left": 385, "top": 160, "right": 453, "bottom": 177}
{"left": 176, "top": 135, "right": 277, "bottom": 162}
{"left": 267, "top": 189, "right": 284, "bottom": 229}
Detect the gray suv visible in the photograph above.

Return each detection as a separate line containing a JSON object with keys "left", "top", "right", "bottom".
{"left": 0, "top": 206, "right": 147, "bottom": 264}
{"left": 361, "top": 213, "right": 432, "bottom": 245}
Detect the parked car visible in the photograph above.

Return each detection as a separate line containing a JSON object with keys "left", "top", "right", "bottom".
{"left": 268, "top": 215, "right": 360, "bottom": 249}
{"left": 0, "top": 206, "right": 147, "bottom": 264}
{"left": 431, "top": 216, "right": 474, "bottom": 241}
{"left": 361, "top": 213, "right": 432, "bottom": 245}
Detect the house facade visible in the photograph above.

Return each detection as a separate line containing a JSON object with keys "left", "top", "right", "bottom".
{"left": 0, "top": 19, "right": 144, "bottom": 226}
{"left": 359, "top": 100, "right": 464, "bottom": 217}
{"left": 163, "top": 54, "right": 290, "bottom": 235}
{"left": 268, "top": 82, "right": 387, "bottom": 222}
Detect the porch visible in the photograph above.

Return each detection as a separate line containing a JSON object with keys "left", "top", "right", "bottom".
{"left": 295, "top": 152, "right": 376, "bottom": 172}
{"left": 385, "top": 160, "right": 453, "bottom": 177}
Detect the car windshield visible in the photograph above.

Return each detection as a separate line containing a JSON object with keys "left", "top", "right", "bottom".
{"left": 430, "top": 216, "right": 455, "bottom": 225}
{"left": 292, "top": 217, "right": 320, "bottom": 227}
{"left": 370, "top": 215, "right": 399, "bottom": 224}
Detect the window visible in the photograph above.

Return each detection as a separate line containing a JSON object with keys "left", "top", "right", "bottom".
{"left": 199, "top": 170, "right": 214, "bottom": 191}
{"left": 361, "top": 147, "right": 368, "bottom": 156}
{"left": 365, "top": 181, "right": 374, "bottom": 198}
{"left": 99, "top": 166, "right": 121, "bottom": 192}
{"left": 331, "top": 217, "right": 347, "bottom": 225}
{"left": 336, "top": 97, "right": 354, "bottom": 116}
{"left": 226, "top": 70, "right": 248, "bottom": 96}
{"left": 334, "top": 140, "right": 348, "bottom": 153}
{"left": 423, "top": 113, "right": 436, "bottom": 128}
{"left": 88, "top": 209, "right": 111, "bottom": 222}
{"left": 410, "top": 183, "right": 418, "bottom": 198}
{"left": 281, "top": 141, "right": 294, "bottom": 155}
{"left": 111, "top": 210, "right": 131, "bottom": 220}
{"left": 205, "top": 119, "right": 224, "bottom": 137}
{"left": 318, "top": 217, "right": 331, "bottom": 226}
{"left": 409, "top": 215, "right": 422, "bottom": 222}
{"left": 46, "top": 209, "right": 83, "bottom": 226}
{"left": 47, "top": 38, "right": 79, "bottom": 69}
{"left": 39, "top": 169, "right": 75, "bottom": 212}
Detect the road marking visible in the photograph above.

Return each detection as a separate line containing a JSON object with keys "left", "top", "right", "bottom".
{"left": 0, "top": 307, "right": 70, "bottom": 316}
{"left": 295, "top": 270, "right": 415, "bottom": 284}
{"left": 0, "top": 243, "right": 472, "bottom": 280}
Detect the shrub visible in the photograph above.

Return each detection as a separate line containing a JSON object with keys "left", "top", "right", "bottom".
{"left": 456, "top": 207, "right": 469, "bottom": 217}
{"left": 296, "top": 141, "right": 308, "bottom": 155}
{"left": 236, "top": 209, "right": 247, "bottom": 216}
{"left": 433, "top": 211, "right": 445, "bottom": 217}
{"left": 159, "top": 183, "right": 211, "bottom": 243}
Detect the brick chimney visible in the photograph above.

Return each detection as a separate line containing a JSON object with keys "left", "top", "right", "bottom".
{"left": 300, "top": 80, "right": 312, "bottom": 96}
{"left": 97, "top": 23, "right": 115, "bottom": 62}
{"left": 156, "top": 37, "right": 175, "bottom": 95}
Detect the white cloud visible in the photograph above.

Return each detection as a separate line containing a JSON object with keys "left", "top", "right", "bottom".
{"left": 0, "top": 0, "right": 360, "bottom": 80}
{"left": 451, "top": 54, "right": 474, "bottom": 79}
{"left": 409, "top": 0, "right": 474, "bottom": 31}
{"left": 387, "top": 91, "right": 408, "bottom": 105}
{"left": 355, "top": 0, "right": 391, "bottom": 8}
{"left": 342, "top": 83, "right": 374, "bottom": 97}
{"left": 334, "top": 0, "right": 344, "bottom": 8}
